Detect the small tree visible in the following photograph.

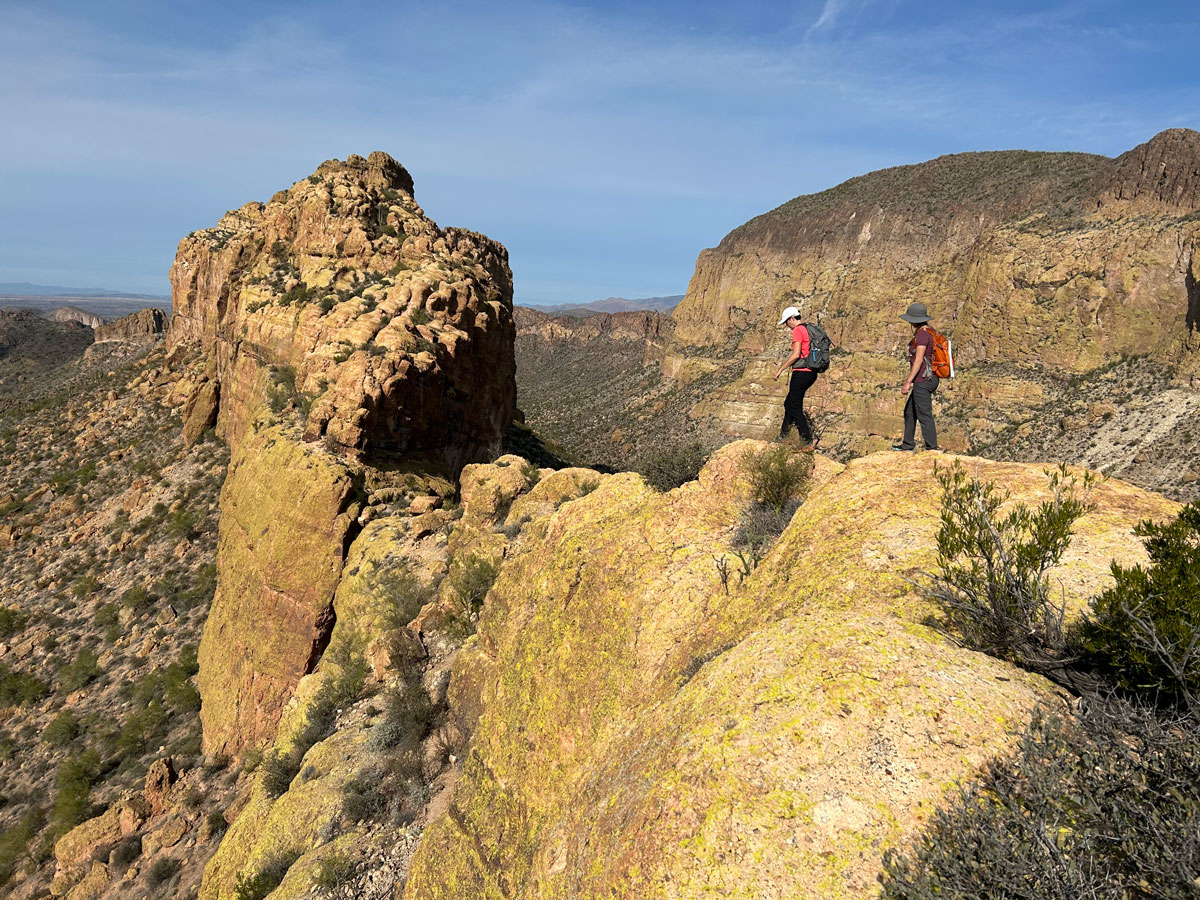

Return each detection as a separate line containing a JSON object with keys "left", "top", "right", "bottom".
{"left": 921, "top": 463, "right": 1094, "bottom": 673}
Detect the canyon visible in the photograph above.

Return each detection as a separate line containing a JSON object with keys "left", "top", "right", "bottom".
{"left": 2, "top": 133, "right": 1198, "bottom": 900}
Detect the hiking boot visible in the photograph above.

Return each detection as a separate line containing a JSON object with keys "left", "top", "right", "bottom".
{"left": 890, "top": 445, "right": 915, "bottom": 452}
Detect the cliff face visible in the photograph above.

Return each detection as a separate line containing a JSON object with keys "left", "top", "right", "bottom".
{"left": 176, "top": 153, "right": 516, "bottom": 755}
{"left": 94, "top": 307, "right": 166, "bottom": 342}
{"left": 402, "top": 449, "right": 1175, "bottom": 899}
{"left": 664, "top": 130, "right": 1200, "bottom": 454}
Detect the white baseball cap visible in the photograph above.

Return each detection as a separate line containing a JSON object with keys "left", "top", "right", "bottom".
{"left": 778, "top": 306, "right": 801, "bottom": 325}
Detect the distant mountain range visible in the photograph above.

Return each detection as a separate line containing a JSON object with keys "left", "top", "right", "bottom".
{"left": 524, "top": 295, "right": 682, "bottom": 317}
{"left": 0, "top": 282, "right": 169, "bottom": 300}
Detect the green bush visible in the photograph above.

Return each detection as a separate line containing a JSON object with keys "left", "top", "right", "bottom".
{"left": 0, "top": 664, "right": 49, "bottom": 707}
{"left": 739, "top": 444, "right": 811, "bottom": 512}
{"left": 1079, "top": 501, "right": 1200, "bottom": 712}
{"left": 260, "top": 749, "right": 301, "bottom": 797}
{"left": 120, "top": 584, "right": 152, "bottom": 612}
{"left": 881, "top": 704, "right": 1200, "bottom": 900}
{"left": 71, "top": 574, "right": 102, "bottom": 598}
{"left": 43, "top": 711, "right": 80, "bottom": 747}
{"left": 59, "top": 648, "right": 101, "bottom": 692}
{"left": 409, "top": 306, "right": 431, "bottom": 325}
{"left": 0, "top": 607, "right": 28, "bottom": 640}
{"left": 923, "top": 462, "right": 1093, "bottom": 672}
{"left": 50, "top": 750, "right": 101, "bottom": 838}
{"left": 637, "top": 441, "right": 708, "bottom": 491}
{"left": 0, "top": 807, "right": 45, "bottom": 887}
{"left": 449, "top": 553, "right": 500, "bottom": 624}
{"left": 234, "top": 851, "right": 298, "bottom": 900}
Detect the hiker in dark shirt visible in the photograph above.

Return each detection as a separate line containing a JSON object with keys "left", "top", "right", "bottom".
{"left": 772, "top": 305, "right": 818, "bottom": 451}
{"left": 893, "top": 302, "right": 939, "bottom": 452}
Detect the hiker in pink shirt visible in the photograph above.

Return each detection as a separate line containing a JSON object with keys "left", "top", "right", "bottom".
{"left": 772, "top": 305, "right": 818, "bottom": 451}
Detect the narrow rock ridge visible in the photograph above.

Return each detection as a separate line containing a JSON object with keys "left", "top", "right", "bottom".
{"left": 176, "top": 153, "right": 516, "bottom": 756}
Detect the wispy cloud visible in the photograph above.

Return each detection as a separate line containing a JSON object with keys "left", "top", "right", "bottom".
{"left": 0, "top": 1, "right": 1197, "bottom": 301}
{"left": 806, "top": 0, "right": 850, "bottom": 38}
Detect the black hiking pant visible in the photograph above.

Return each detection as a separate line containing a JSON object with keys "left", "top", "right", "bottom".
{"left": 900, "top": 375, "right": 939, "bottom": 449}
{"left": 781, "top": 369, "right": 818, "bottom": 443}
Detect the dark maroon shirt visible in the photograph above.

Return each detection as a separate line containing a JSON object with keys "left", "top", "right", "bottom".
{"left": 908, "top": 327, "right": 934, "bottom": 383}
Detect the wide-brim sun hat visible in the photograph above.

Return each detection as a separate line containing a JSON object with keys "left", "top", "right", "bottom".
{"left": 778, "top": 305, "right": 801, "bottom": 325}
{"left": 899, "top": 302, "right": 931, "bottom": 324}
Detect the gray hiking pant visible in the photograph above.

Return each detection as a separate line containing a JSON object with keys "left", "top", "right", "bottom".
{"left": 900, "top": 375, "right": 939, "bottom": 449}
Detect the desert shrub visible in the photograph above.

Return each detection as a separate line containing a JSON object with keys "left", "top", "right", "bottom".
{"left": 260, "top": 749, "right": 301, "bottom": 797}
{"left": 0, "top": 807, "right": 45, "bottom": 887}
{"left": 448, "top": 553, "right": 500, "bottom": 624}
{"left": 637, "top": 441, "right": 708, "bottom": 491}
{"left": 267, "top": 365, "right": 300, "bottom": 414}
{"left": 367, "top": 674, "right": 432, "bottom": 753}
{"left": 71, "top": 574, "right": 102, "bottom": 598}
{"left": 59, "top": 647, "right": 101, "bottom": 692}
{"left": 163, "top": 645, "right": 201, "bottom": 714}
{"left": 116, "top": 701, "right": 169, "bottom": 757}
{"left": 43, "top": 711, "right": 80, "bottom": 747}
{"left": 204, "top": 810, "right": 228, "bottom": 840}
{"left": 367, "top": 558, "right": 436, "bottom": 634}
{"left": 0, "top": 607, "right": 27, "bottom": 640}
{"left": 520, "top": 459, "right": 541, "bottom": 488}
{"left": 94, "top": 602, "right": 120, "bottom": 642}
{"left": 234, "top": 850, "right": 298, "bottom": 900}
{"left": 146, "top": 856, "right": 181, "bottom": 889}
{"left": 120, "top": 584, "right": 152, "bottom": 612}
{"left": 312, "top": 850, "right": 356, "bottom": 889}
{"left": 921, "top": 462, "right": 1093, "bottom": 673}
{"left": 739, "top": 444, "right": 810, "bottom": 512}
{"left": 109, "top": 834, "right": 142, "bottom": 873}
{"left": 409, "top": 306, "right": 431, "bottom": 325}
{"left": 262, "top": 644, "right": 367, "bottom": 798}
{"left": 166, "top": 507, "right": 199, "bottom": 541}
{"left": 880, "top": 704, "right": 1200, "bottom": 900}
{"left": 50, "top": 750, "right": 101, "bottom": 837}
{"left": 1079, "top": 501, "right": 1200, "bottom": 712}
{"left": 0, "top": 664, "right": 49, "bottom": 707}
{"left": 732, "top": 498, "right": 801, "bottom": 556}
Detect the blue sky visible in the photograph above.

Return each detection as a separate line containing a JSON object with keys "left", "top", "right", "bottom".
{"left": 1, "top": 1, "right": 1197, "bottom": 304}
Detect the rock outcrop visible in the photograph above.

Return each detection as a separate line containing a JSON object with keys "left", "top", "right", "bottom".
{"left": 176, "top": 153, "right": 516, "bottom": 756}
{"left": 403, "top": 449, "right": 1176, "bottom": 899}
{"left": 49, "top": 306, "right": 105, "bottom": 329}
{"left": 661, "top": 129, "right": 1200, "bottom": 456}
{"left": 167, "top": 150, "right": 514, "bottom": 464}
{"left": 93, "top": 307, "right": 166, "bottom": 342}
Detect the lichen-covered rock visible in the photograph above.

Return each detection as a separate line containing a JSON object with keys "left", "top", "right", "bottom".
{"left": 198, "top": 425, "right": 362, "bottom": 756}
{"left": 404, "top": 448, "right": 1177, "bottom": 900}
{"left": 54, "top": 806, "right": 121, "bottom": 881}
{"left": 166, "top": 150, "right": 515, "bottom": 466}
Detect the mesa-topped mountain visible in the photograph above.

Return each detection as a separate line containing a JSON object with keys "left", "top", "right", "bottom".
{"left": 515, "top": 129, "right": 1200, "bottom": 497}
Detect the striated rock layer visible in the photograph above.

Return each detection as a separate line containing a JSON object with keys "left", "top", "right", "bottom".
{"left": 177, "top": 153, "right": 516, "bottom": 755}
{"left": 404, "top": 449, "right": 1176, "bottom": 899}
{"left": 664, "top": 129, "right": 1200, "bottom": 455}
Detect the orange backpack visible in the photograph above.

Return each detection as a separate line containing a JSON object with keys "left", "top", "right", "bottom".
{"left": 924, "top": 327, "right": 954, "bottom": 379}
